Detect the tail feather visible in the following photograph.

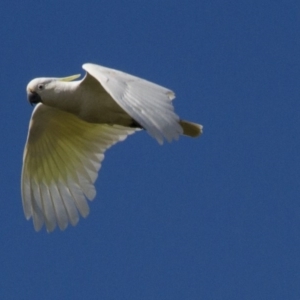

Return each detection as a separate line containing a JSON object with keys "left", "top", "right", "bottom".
{"left": 179, "top": 120, "right": 203, "bottom": 138}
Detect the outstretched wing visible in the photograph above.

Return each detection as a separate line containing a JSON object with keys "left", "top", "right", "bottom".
{"left": 22, "top": 104, "right": 137, "bottom": 232}
{"left": 82, "top": 63, "right": 183, "bottom": 144}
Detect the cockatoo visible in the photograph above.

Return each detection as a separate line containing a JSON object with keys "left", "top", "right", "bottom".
{"left": 22, "top": 63, "right": 203, "bottom": 232}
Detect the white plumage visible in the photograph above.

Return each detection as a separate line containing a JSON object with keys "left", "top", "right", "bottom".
{"left": 23, "top": 63, "right": 202, "bottom": 232}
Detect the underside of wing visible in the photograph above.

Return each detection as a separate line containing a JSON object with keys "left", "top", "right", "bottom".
{"left": 22, "top": 104, "right": 137, "bottom": 232}
{"left": 82, "top": 63, "right": 183, "bottom": 144}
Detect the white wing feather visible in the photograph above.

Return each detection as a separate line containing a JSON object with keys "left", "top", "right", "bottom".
{"left": 82, "top": 63, "right": 183, "bottom": 144}
{"left": 22, "top": 104, "right": 137, "bottom": 232}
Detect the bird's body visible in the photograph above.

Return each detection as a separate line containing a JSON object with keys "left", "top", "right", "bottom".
{"left": 23, "top": 63, "right": 203, "bottom": 232}
{"left": 40, "top": 75, "right": 134, "bottom": 126}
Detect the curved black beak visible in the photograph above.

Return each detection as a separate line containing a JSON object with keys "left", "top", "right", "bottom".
{"left": 28, "top": 91, "right": 42, "bottom": 106}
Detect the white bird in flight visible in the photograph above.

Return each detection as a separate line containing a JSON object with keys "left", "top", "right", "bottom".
{"left": 22, "top": 63, "right": 203, "bottom": 232}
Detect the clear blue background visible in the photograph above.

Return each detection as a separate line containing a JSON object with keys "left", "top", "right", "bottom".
{"left": 0, "top": 1, "right": 299, "bottom": 299}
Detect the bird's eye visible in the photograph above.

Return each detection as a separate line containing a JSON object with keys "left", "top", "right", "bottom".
{"left": 37, "top": 84, "right": 44, "bottom": 90}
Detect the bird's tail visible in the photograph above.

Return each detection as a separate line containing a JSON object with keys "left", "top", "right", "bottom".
{"left": 179, "top": 120, "right": 203, "bottom": 138}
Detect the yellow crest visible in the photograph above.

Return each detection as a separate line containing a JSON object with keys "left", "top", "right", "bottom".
{"left": 58, "top": 74, "right": 81, "bottom": 82}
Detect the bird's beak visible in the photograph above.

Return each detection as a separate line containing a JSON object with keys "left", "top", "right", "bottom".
{"left": 28, "top": 91, "right": 42, "bottom": 106}
{"left": 58, "top": 74, "right": 81, "bottom": 82}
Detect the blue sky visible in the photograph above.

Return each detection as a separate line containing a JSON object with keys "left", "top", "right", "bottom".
{"left": 0, "top": 0, "right": 299, "bottom": 299}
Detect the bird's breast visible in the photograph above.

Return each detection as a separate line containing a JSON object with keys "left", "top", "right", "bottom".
{"left": 76, "top": 90, "right": 133, "bottom": 126}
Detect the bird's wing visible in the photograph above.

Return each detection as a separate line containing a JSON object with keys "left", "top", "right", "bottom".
{"left": 82, "top": 63, "right": 183, "bottom": 144}
{"left": 22, "top": 104, "right": 137, "bottom": 232}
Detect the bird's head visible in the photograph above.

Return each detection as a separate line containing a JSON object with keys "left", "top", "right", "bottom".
{"left": 26, "top": 74, "right": 81, "bottom": 106}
